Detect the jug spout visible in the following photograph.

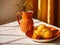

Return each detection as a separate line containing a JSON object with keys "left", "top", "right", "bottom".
{"left": 28, "top": 11, "right": 33, "bottom": 16}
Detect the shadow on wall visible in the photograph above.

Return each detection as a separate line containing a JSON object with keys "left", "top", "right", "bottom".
{"left": 0, "top": 0, "right": 18, "bottom": 25}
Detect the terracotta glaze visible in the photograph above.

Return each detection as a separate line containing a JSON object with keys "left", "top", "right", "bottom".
{"left": 16, "top": 11, "right": 34, "bottom": 33}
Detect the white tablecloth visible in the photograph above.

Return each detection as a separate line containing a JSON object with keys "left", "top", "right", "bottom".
{"left": 0, "top": 19, "right": 60, "bottom": 45}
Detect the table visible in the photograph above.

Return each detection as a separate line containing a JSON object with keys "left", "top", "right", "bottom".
{"left": 0, "top": 19, "right": 60, "bottom": 45}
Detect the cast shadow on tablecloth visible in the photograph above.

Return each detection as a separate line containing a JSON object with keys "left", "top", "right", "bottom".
{"left": 0, "top": 36, "right": 26, "bottom": 45}
{"left": 0, "top": 34, "right": 60, "bottom": 45}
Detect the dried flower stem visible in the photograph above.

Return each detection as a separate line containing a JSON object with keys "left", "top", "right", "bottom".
{"left": 15, "top": 0, "right": 33, "bottom": 12}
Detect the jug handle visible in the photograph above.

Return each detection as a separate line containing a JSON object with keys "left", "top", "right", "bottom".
{"left": 16, "top": 12, "right": 21, "bottom": 25}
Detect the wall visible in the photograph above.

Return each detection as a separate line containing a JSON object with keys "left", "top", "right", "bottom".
{"left": 0, "top": 0, "right": 17, "bottom": 25}
{"left": 0, "top": 0, "right": 38, "bottom": 25}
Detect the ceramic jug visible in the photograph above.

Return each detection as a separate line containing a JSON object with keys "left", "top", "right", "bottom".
{"left": 16, "top": 11, "right": 34, "bottom": 33}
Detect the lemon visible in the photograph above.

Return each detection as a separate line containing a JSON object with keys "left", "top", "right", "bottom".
{"left": 42, "top": 29, "right": 53, "bottom": 39}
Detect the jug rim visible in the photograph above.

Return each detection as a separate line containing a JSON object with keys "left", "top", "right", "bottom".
{"left": 21, "top": 11, "right": 34, "bottom": 13}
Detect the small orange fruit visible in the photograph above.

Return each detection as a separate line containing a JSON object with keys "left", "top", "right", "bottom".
{"left": 46, "top": 26, "right": 52, "bottom": 29}
{"left": 51, "top": 27, "right": 57, "bottom": 31}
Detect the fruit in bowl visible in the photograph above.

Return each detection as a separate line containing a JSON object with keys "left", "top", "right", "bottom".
{"left": 41, "top": 29, "right": 53, "bottom": 39}
{"left": 32, "top": 30, "right": 42, "bottom": 39}
{"left": 32, "top": 24, "right": 54, "bottom": 39}
{"left": 26, "top": 24, "right": 60, "bottom": 42}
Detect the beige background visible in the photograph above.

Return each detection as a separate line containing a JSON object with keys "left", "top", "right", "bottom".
{"left": 0, "top": 0, "right": 17, "bottom": 25}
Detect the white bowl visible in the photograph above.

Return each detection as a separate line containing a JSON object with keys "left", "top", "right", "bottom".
{"left": 31, "top": 36, "right": 59, "bottom": 42}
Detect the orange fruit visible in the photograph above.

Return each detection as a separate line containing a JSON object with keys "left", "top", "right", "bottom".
{"left": 46, "top": 26, "right": 52, "bottom": 29}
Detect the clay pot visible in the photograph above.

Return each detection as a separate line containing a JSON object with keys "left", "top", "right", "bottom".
{"left": 16, "top": 11, "right": 34, "bottom": 33}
